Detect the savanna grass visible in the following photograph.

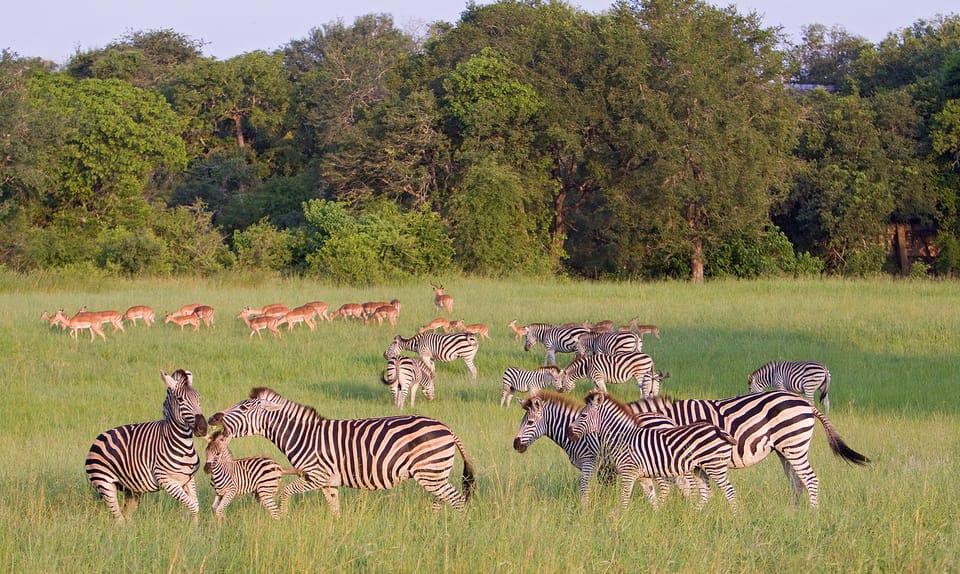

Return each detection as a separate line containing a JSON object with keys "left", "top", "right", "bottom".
{"left": 1, "top": 274, "right": 958, "bottom": 573}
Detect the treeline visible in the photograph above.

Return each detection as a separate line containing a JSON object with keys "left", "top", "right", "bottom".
{"left": 2, "top": 0, "right": 959, "bottom": 283}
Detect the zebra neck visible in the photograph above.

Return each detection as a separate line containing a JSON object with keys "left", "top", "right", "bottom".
{"left": 259, "top": 407, "right": 322, "bottom": 464}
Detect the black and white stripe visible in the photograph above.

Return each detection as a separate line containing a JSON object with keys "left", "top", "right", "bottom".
{"left": 627, "top": 390, "right": 869, "bottom": 508}
{"left": 749, "top": 361, "right": 832, "bottom": 412}
{"left": 568, "top": 391, "right": 737, "bottom": 510}
{"left": 203, "top": 431, "right": 298, "bottom": 520}
{"left": 384, "top": 332, "right": 479, "bottom": 379}
{"left": 499, "top": 365, "right": 564, "bottom": 407}
{"left": 574, "top": 331, "right": 643, "bottom": 357}
{"left": 558, "top": 353, "right": 657, "bottom": 395}
{"left": 85, "top": 369, "right": 208, "bottom": 521}
{"left": 207, "top": 387, "right": 475, "bottom": 516}
{"left": 523, "top": 323, "right": 589, "bottom": 365}
{"left": 381, "top": 356, "right": 436, "bottom": 409}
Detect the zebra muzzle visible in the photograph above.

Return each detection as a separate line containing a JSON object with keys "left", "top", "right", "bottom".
{"left": 513, "top": 437, "right": 527, "bottom": 453}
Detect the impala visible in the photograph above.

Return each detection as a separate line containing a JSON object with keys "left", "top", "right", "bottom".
{"left": 624, "top": 317, "right": 661, "bottom": 340}
{"left": 277, "top": 305, "right": 317, "bottom": 331}
{"left": 418, "top": 317, "right": 451, "bottom": 334}
{"left": 331, "top": 303, "right": 364, "bottom": 321}
{"left": 53, "top": 310, "right": 107, "bottom": 342}
{"left": 240, "top": 304, "right": 289, "bottom": 319}
{"left": 193, "top": 305, "right": 215, "bottom": 328}
{"left": 238, "top": 312, "right": 282, "bottom": 339}
{"left": 41, "top": 310, "right": 63, "bottom": 328}
{"left": 448, "top": 320, "right": 490, "bottom": 339}
{"left": 506, "top": 320, "right": 528, "bottom": 340}
{"left": 165, "top": 312, "right": 200, "bottom": 332}
{"left": 170, "top": 303, "right": 203, "bottom": 318}
{"left": 366, "top": 304, "right": 399, "bottom": 327}
{"left": 432, "top": 285, "right": 454, "bottom": 313}
{"left": 75, "top": 307, "right": 125, "bottom": 333}
{"left": 122, "top": 305, "right": 155, "bottom": 327}
{"left": 303, "top": 301, "right": 330, "bottom": 322}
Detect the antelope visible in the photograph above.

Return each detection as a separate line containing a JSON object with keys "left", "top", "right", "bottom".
{"left": 41, "top": 310, "right": 63, "bottom": 328}
{"left": 53, "top": 310, "right": 106, "bottom": 342}
{"left": 506, "top": 320, "right": 528, "bottom": 340}
{"left": 362, "top": 299, "right": 401, "bottom": 318}
{"left": 418, "top": 317, "right": 451, "bottom": 334}
{"left": 448, "top": 320, "right": 490, "bottom": 339}
{"left": 238, "top": 312, "right": 282, "bottom": 339}
{"left": 331, "top": 303, "right": 364, "bottom": 321}
{"left": 193, "top": 305, "right": 215, "bottom": 328}
{"left": 277, "top": 305, "right": 317, "bottom": 331}
{"left": 241, "top": 304, "right": 289, "bottom": 319}
{"left": 165, "top": 311, "right": 201, "bottom": 332}
{"left": 75, "top": 307, "right": 125, "bottom": 333}
{"left": 170, "top": 303, "right": 203, "bottom": 318}
{"left": 623, "top": 317, "right": 661, "bottom": 340}
{"left": 303, "top": 301, "right": 330, "bottom": 322}
{"left": 432, "top": 285, "right": 454, "bottom": 313}
{"left": 366, "top": 305, "right": 399, "bottom": 327}
{"left": 587, "top": 320, "right": 616, "bottom": 333}
{"left": 122, "top": 305, "right": 155, "bottom": 327}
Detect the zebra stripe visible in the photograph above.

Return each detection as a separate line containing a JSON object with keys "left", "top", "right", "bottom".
{"left": 512, "top": 392, "right": 681, "bottom": 504}
{"left": 574, "top": 331, "right": 643, "bottom": 357}
{"left": 627, "top": 390, "right": 869, "bottom": 508}
{"left": 568, "top": 390, "right": 737, "bottom": 510}
{"left": 85, "top": 369, "right": 208, "bottom": 521}
{"left": 381, "top": 356, "right": 436, "bottom": 409}
{"left": 384, "top": 332, "right": 479, "bottom": 379}
{"left": 207, "top": 387, "right": 475, "bottom": 516}
{"left": 523, "top": 323, "right": 589, "bottom": 365}
{"left": 499, "top": 366, "right": 564, "bottom": 407}
{"left": 749, "top": 361, "right": 832, "bottom": 412}
{"left": 203, "top": 431, "right": 298, "bottom": 520}
{"left": 559, "top": 353, "right": 656, "bottom": 395}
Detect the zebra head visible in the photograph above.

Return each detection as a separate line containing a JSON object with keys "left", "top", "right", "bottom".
{"left": 383, "top": 335, "right": 406, "bottom": 359}
{"left": 208, "top": 387, "right": 285, "bottom": 439}
{"left": 567, "top": 390, "right": 607, "bottom": 441}
{"left": 203, "top": 431, "right": 232, "bottom": 474}
{"left": 513, "top": 395, "right": 549, "bottom": 453}
{"left": 161, "top": 369, "right": 207, "bottom": 437}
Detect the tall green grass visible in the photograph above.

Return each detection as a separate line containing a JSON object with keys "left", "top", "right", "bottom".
{"left": 2, "top": 276, "right": 958, "bottom": 572}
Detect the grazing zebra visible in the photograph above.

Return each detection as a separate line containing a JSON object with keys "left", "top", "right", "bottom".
{"left": 499, "top": 365, "right": 565, "bottom": 407}
{"left": 523, "top": 323, "right": 589, "bottom": 365}
{"left": 381, "top": 356, "right": 436, "bottom": 409}
{"left": 627, "top": 390, "right": 870, "bottom": 508}
{"left": 85, "top": 369, "right": 207, "bottom": 521}
{"left": 207, "top": 387, "right": 475, "bottom": 516}
{"left": 568, "top": 391, "right": 737, "bottom": 510}
{"left": 574, "top": 331, "right": 643, "bottom": 357}
{"left": 749, "top": 361, "right": 832, "bottom": 413}
{"left": 558, "top": 353, "right": 657, "bottom": 396}
{"left": 384, "top": 332, "right": 479, "bottom": 379}
{"left": 203, "top": 431, "right": 299, "bottom": 521}
{"left": 512, "top": 392, "right": 687, "bottom": 504}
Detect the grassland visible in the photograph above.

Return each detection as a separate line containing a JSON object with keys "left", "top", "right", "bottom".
{"left": 1, "top": 274, "right": 957, "bottom": 573}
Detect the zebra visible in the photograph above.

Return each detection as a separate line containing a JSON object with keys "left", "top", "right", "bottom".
{"left": 558, "top": 353, "right": 657, "bottom": 395}
{"left": 626, "top": 390, "right": 870, "bottom": 508}
{"left": 749, "top": 361, "right": 832, "bottom": 412}
{"left": 384, "top": 332, "right": 479, "bottom": 379}
{"left": 381, "top": 356, "right": 436, "bottom": 409}
{"left": 499, "top": 365, "right": 565, "bottom": 407}
{"left": 512, "top": 392, "right": 691, "bottom": 504}
{"left": 207, "top": 387, "right": 475, "bottom": 516}
{"left": 203, "top": 431, "right": 300, "bottom": 521}
{"left": 574, "top": 331, "right": 643, "bottom": 357}
{"left": 568, "top": 390, "right": 738, "bottom": 510}
{"left": 523, "top": 323, "right": 589, "bottom": 365}
{"left": 85, "top": 369, "right": 207, "bottom": 522}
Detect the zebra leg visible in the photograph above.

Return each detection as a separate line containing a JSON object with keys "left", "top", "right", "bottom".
{"left": 776, "top": 451, "right": 819, "bottom": 508}
{"left": 463, "top": 357, "right": 478, "bottom": 379}
{"left": 702, "top": 462, "right": 738, "bottom": 513}
{"left": 122, "top": 490, "right": 142, "bottom": 519}
{"left": 279, "top": 476, "right": 324, "bottom": 516}
{"left": 620, "top": 470, "right": 641, "bottom": 508}
{"left": 215, "top": 490, "right": 236, "bottom": 520}
{"left": 592, "top": 378, "right": 608, "bottom": 393}
{"left": 320, "top": 486, "right": 341, "bottom": 517}
{"left": 157, "top": 475, "right": 200, "bottom": 519}
{"left": 255, "top": 486, "right": 282, "bottom": 520}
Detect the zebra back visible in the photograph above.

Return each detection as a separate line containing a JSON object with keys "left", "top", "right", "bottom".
{"left": 575, "top": 331, "right": 643, "bottom": 356}
{"left": 524, "top": 324, "right": 588, "bottom": 364}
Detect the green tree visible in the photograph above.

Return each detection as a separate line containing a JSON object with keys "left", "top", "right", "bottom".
{"left": 66, "top": 29, "right": 204, "bottom": 90}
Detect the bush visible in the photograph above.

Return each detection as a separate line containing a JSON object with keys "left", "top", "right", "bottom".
{"left": 232, "top": 219, "right": 294, "bottom": 271}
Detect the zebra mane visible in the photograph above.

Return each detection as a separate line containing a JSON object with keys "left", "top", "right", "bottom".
{"left": 522, "top": 390, "right": 582, "bottom": 411}
{"left": 249, "top": 387, "right": 325, "bottom": 421}
{"left": 169, "top": 369, "right": 192, "bottom": 386}
{"left": 536, "top": 365, "right": 561, "bottom": 374}
{"left": 628, "top": 393, "right": 676, "bottom": 412}
{"left": 585, "top": 390, "right": 647, "bottom": 425}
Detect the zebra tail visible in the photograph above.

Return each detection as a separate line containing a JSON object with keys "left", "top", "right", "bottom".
{"left": 281, "top": 468, "right": 302, "bottom": 476}
{"left": 820, "top": 370, "right": 831, "bottom": 407}
{"left": 452, "top": 433, "right": 476, "bottom": 502}
{"left": 812, "top": 408, "right": 870, "bottom": 465}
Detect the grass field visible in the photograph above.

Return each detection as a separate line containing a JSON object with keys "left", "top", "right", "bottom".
{"left": 1, "top": 273, "right": 957, "bottom": 573}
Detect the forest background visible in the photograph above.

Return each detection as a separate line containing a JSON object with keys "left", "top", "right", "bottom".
{"left": 3, "top": 0, "right": 960, "bottom": 284}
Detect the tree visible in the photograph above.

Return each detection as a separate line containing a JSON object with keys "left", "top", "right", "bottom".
{"left": 66, "top": 29, "right": 204, "bottom": 90}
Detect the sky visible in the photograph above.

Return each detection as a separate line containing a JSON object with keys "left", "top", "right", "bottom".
{"left": 4, "top": 0, "right": 959, "bottom": 65}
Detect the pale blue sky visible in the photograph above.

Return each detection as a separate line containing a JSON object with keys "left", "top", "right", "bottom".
{"left": 5, "top": 1, "right": 958, "bottom": 64}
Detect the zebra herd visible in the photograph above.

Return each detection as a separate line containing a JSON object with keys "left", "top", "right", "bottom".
{"left": 83, "top": 315, "right": 865, "bottom": 521}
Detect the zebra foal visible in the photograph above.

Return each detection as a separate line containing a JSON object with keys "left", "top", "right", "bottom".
{"left": 499, "top": 365, "right": 565, "bottom": 407}
{"left": 749, "top": 361, "right": 832, "bottom": 412}
{"left": 208, "top": 387, "right": 475, "bottom": 516}
{"left": 569, "top": 391, "right": 738, "bottom": 511}
{"left": 381, "top": 356, "right": 436, "bottom": 408}
{"left": 85, "top": 369, "right": 207, "bottom": 522}
{"left": 203, "top": 431, "right": 299, "bottom": 520}
{"left": 523, "top": 323, "right": 589, "bottom": 365}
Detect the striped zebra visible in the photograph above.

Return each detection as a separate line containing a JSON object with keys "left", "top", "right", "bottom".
{"left": 568, "top": 390, "right": 737, "bottom": 510}
{"left": 574, "top": 331, "right": 643, "bottom": 357}
{"left": 384, "top": 332, "right": 480, "bottom": 379}
{"left": 523, "top": 323, "right": 589, "bottom": 365}
{"left": 627, "top": 390, "right": 870, "bottom": 508}
{"left": 85, "top": 369, "right": 207, "bottom": 521}
{"left": 558, "top": 353, "right": 657, "bottom": 395}
{"left": 749, "top": 361, "right": 832, "bottom": 412}
{"left": 203, "top": 431, "right": 299, "bottom": 520}
{"left": 207, "top": 387, "right": 475, "bottom": 516}
{"left": 499, "top": 365, "right": 565, "bottom": 407}
{"left": 381, "top": 356, "right": 436, "bottom": 409}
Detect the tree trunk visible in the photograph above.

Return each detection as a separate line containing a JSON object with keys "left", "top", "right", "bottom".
{"left": 895, "top": 223, "right": 910, "bottom": 276}
{"left": 232, "top": 112, "right": 245, "bottom": 147}
{"left": 691, "top": 237, "right": 704, "bottom": 283}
